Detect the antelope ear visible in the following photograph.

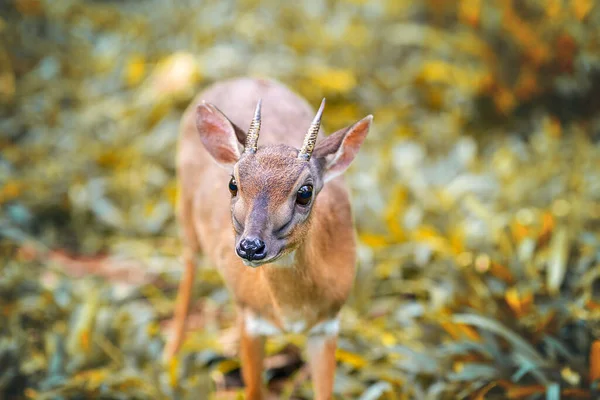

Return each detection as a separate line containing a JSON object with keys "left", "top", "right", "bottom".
{"left": 196, "top": 102, "right": 247, "bottom": 168}
{"left": 313, "top": 115, "right": 372, "bottom": 183}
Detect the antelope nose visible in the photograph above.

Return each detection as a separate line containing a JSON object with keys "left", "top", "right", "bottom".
{"left": 237, "top": 237, "right": 266, "bottom": 261}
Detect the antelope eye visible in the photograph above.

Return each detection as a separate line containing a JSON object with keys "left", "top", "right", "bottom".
{"left": 229, "top": 177, "right": 238, "bottom": 196}
{"left": 296, "top": 185, "right": 313, "bottom": 206}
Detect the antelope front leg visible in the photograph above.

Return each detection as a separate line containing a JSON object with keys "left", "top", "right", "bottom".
{"left": 307, "top": 334, "right": 338, "bottom": 400}
{"left": 240, "top": 317, "right": 266, "bottom": 399}
{"left": 163, "top": 249, "right": 196, "bottom": 361}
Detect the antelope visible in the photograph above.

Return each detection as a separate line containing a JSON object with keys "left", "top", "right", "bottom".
{"left": 164, "top": 77, "right": 372, "bottom": 399}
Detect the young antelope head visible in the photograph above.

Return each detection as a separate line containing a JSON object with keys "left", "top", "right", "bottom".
{"left": 196, "top": 99, "right": 372, "bottom": 267}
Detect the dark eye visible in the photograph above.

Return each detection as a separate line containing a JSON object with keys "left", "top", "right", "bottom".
{"left": 296, "top": 185, "right": 313, "bottom": 206}
{"left": 229, "top": 177, "right": 238, "bottom": 196}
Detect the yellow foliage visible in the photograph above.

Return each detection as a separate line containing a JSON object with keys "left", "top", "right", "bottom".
{"left": 146, "top": 321, "right": 160, "bottom": 337}
{"left": 0, "top": 69, "right": 15, "bottom": 103}
{"left": 375, "top": 261, "right": 396, "bottom": 279}
{"left": 168, "top": 356, "right": 179, "bottom": 387}
{"left": 381, "top": 332, "right": 397, "bottom": 347}
{"left": 345, "top": 21, "right": 370, "bottom": 48}
{"left": 124, "top": 55, "right": 146, "bottom": 87}
{"left": 536, "top": 211, "right": 556, "bottom": 248}
{"left": 287, "top": 31, "right": 311, "bottom": 53}
{"left": 418, "top": 61, "right": 455, "bottom": 85}
{"left": 96, "top": 151, "right": 121, "bottom": 168}
{"left": 311, "top": 68, "right": 357, "bottom": 95}
{"left": 417, "top": 59, "right": 489, "bottom": 99}
{"left": 336, "top": 348, "right": 369, "bottom": 369}
{"left": 501, "top": 1, "right": 550, "bottom": 67}
{"left": 0, "top": 180, "right": 23, "bottom": 203}
{"left": 143, "top": 201, "right": 155, "bottom": 217}
{"left": 209, "top": 359, "right": 241, "bottom": 387}
{"left": 359, "top": 233, "right": 389, "bottom": 247}
{"left": 14, "top": 0, "right": 44, "bottom": 16}
{"left": 2, "top": 304, "right": 13, "bottom": 316}
{"left": 546, "top": 0, "right": 563, "bottom": 19}
{"left": 544, "top": 117, "right": 562, "bottom": 139}
{"left": 384, "top": 186, "right": 407, "bottom": 241}
{"left": 80, "top": 330, "right": 90, "bottom": 352}
{"left": 441, "top": 321, "right": 461, "bottom": 339}
{"left": 505, "top": 287, "right": 533, "bottom": 317}
{"left": 116, "top": 378, "right": 144, "bottom": 391}
{"left": 493, "top": 87, "right": 516, "bottom": 115}
{"left": 488, "top": 262, "right": 515, "bottom": 284}
{"left": 412, "top": 225, "right": 451, "bottom": 253}
{"left": 425, "top": 88, "right": 444, "bottom": 110}
{"left": 96, "top": 147, "right": 140, "bottom": 170}
{"left": 448, "top": 227, "right": 465, "bottom": 255}
{"left": 458, "top": 324, "right": 481, "bottom": 342}
{"left": 573, "top": 0, "right": 594, "bottom": 20}
{"left": 442, "top": 322, "right": 481, "bottom": 342}
{"left": 72, "top": 369, "right": 109, "bottom": 387}
{"left": 146, "top": 100, "right": 173, "bottom": 128}
{"left": 165, "top": 182, "right": 179, "bottom": 207}
{"left": 459, "top": 0, "right": 481, "bottom": 27}
{"left": 148, "top": 52, "right": 201, "bottom": 101}
{"left": 514, "top": 68, "right": 539, "bottom": 101}
{"left": 326, "top": 103, "right": 362, "bottom": 128}
{"left": 213, "top": 359, "right": 240, "bottom": 375}
{"left": 393, "top": 125, "right": 415, "bottom": 138}
{"left": 376, "top": 107, "right": 402, "bottom": 127}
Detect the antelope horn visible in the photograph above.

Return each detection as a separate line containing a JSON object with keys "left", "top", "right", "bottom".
{"left": 244, "top": 99, "right": 262, "bottom": 154}
{"left": 298, "top": 98, "right": 325, "bottom": 161}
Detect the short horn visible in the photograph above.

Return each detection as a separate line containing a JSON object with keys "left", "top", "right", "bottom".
{"left": 298, "top": 98, "right": 325, "bottom": 161}
{"left": 244, "top": 99, "right": 262, "bottom": 154}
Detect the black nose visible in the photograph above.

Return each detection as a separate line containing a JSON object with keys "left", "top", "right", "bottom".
{"left": 237, "top": 237, "right": 266, "bottom": 261}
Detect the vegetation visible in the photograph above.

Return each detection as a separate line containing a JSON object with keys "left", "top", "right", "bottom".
{"left": 1, "top": 0, "right": 599, "bottom": 398}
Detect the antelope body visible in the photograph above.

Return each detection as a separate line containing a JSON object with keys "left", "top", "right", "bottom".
{"left": 165, "top": 77, "right": 372, "bottom": 399}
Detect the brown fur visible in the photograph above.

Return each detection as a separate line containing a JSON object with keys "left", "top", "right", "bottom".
{"left": 165, "top": 77, "right": 372, "bottom": 400}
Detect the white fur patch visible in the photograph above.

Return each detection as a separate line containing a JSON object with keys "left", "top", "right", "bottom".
{"left": 244, "top": 310, "right": 339, "bottom": 337}
{"left": 282, "top": 317, "right": 307, "bottom": 334}
{"left": 245, "top": 311, "right": 281, "bottom": 336}
{"left": 241, "top": 259, "right": 261, "bottom": 268}
{"left": 269, "top": 250, "right": 296, "bottom": 268}
{"left": 308, "top": 318, "right": 340, "bottom": 336}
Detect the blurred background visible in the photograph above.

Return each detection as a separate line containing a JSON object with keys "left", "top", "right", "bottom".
{"left": 1, "top": 0, "right": 600, "bottom": 398}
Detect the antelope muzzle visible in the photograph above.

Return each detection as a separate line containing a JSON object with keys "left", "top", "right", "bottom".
{"left": 236, "top": 236, "right": 267, "bottom": 261}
